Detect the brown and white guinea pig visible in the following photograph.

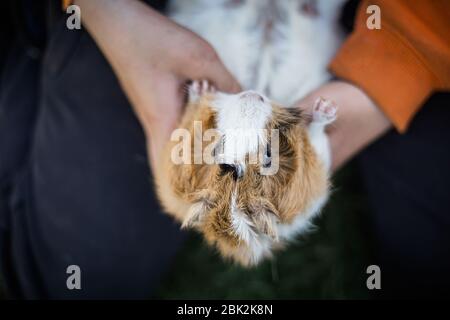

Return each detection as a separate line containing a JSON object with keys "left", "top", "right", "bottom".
{"left": 156, "top": 0, "right": 346, "bottom": 266}
{"left": 154, "top": 80, "right": 337, "bottom": 266}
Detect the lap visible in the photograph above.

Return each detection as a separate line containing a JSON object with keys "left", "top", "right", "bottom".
{"left": 358, "top": 92, "right": 450, "bottom": 298}
{"left": 1, "top": 19, "right": 184, "bottom": 299}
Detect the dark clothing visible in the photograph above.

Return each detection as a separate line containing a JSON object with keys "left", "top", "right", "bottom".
{"left": 358, "top": 92, "right": 450, "bottom": 298}
{"left": 0, "top": 6, "right": 183, "bottom": 298}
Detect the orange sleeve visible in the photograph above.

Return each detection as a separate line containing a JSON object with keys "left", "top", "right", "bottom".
{"left": 330, "top": 0, "right": 450, "bottom": 132}
{"left": 62, "top": 0, "right": 72, "bottom": 10}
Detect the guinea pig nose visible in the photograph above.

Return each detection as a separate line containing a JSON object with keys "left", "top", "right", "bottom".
{"left": 219, "top": 164, "right": 243, "bottom": 180}
{"left": 240, "top": 91, "right": 264, "bottom": 103}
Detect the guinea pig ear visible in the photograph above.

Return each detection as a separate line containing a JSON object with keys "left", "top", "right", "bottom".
{"left": 181, "top": 202, "right": 208, "bottom": 229}
{"left": 274, "top": 107, "right": 303, "bottom": 130}
{"left": 284, "top": 108, "right": 303, "bottom": 126}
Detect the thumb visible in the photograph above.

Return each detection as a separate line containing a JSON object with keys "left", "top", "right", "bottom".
{"left": 202, "top": 58, "right": 241, "bottom": 93}
{"left": 180, "top": 44, "right": 241, "bottom": 93}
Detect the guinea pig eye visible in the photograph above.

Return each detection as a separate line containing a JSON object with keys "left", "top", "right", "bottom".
{"left": 262, "top": 144, "right": 272, "bottom": 168}
{"left": 266, "top": 144, "right": 271, "bottom": 158}
{"left": 220, "top": 163, "right": 242, "bottom": 180}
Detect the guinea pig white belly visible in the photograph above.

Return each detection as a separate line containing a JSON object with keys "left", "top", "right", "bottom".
{"left": 168, "top": 0, "right": 347, "bottom": 106}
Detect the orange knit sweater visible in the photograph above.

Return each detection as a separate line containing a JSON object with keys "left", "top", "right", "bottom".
{"left": 330, "top": 0, "right": 450, "bottom": 132}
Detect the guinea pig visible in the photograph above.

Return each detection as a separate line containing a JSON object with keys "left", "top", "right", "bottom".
{"left": 154, "top": 80, "right": 337, "bottom": 266}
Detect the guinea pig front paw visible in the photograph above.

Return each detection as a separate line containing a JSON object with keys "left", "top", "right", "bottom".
{"left": 312, "top": 97, "right": 337, "bottom": 124}
{"left": 188, "top": 80, "right": 216, "bottom": 102}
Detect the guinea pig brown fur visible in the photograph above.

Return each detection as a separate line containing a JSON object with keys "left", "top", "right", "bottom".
{"left": 154, "top": 80, "right": 336, "bottom": 266}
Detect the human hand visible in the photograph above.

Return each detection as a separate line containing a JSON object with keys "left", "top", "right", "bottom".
{"left": 294, "top": 81, "right": 392, "bottom": 171}
{"left": 75, "top": 0, "right": 240, "bottom": 167}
